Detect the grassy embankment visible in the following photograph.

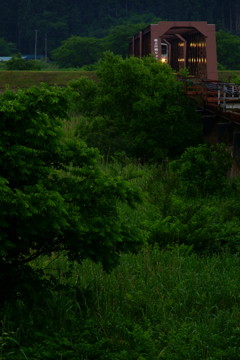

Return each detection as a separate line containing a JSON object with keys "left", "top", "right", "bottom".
{"left": 0, "top": 70, "right": 239, "bottom": 90}
{"left": 218, "top": 70, "right": 240, "bottom": 81}
{"left": 0, "top": 70, "right": 97, "bottom": 90}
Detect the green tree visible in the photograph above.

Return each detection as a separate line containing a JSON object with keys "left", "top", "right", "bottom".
{"left": 71, "top": 52, "right": 202, "bottom": 161}
{"left": 5, "top": 54, "right": 42, "bottom": 70}
{"left": 2, "top": 0, "right": 240, "bottom": 55}
{"left": 0, "top": 84, "right": 141, "bottom": 303}
{"left": 217, "top": 30, "right": 240, "bottom": 69}
{"left": 104, "top": 14, "right": 160, "bottom": 57}
{"left": 51, "top": 36, "right": 104, "bottom": 67}
{"left": 0, "top": 37, "right": 16, "bottom": 55}
{"left": 172, "top": 143, "right": 233, "bottom": 195}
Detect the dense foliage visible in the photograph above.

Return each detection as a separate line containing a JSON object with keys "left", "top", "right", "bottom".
{"left": 2, "top": 134, "right": 240, "bottom": 358}
{"left": 1, "top": 159, "right": 240, "bottom": 358}
{"left": 51, "top": 20, "right": 155, "bottom": 67}
{"left": 216, "top": 30, "right": 240, "bottom": 69}
{"left": 1, "top": 38, "right": 240, "bottom": 358}
{"left": 172, "top": 143, "right": 233, "bottom": 196}
{"left": 5, "top": 54, "right": 42, "bottom": 70}
{"left": 69, "top": 53, "right": 202, "bottom": 161}
{"left": 0, "top": 0, "right": 240, "bottom": 55}
{"left": 0, "top": 37, "right": 16, "bottom": 56}
{"left": 0, "top": 84, "right": 142, "bottom": 303}
{"left": 51, "top": 36, "right": 104, "bottom": 68}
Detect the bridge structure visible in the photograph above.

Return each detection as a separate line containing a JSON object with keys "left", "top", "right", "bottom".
{"left": 182, "top": 77, "right": 240, "bottom": 175}
{"left": 129, "top": 21, "right": 218, "bottom": 80}
{"left": 129, "top": 21, "right": 240, "bottom": 173}
{"left": 183, "top": 78, "right": 240, "bottom": 121}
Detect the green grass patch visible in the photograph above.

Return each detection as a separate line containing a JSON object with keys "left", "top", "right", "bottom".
{"left": 1, "top": 248, "right": 240, "bottom": 359}
{"left": 218, "top": 70, "right": 240, "bottom": 81}
{"left": 0, "top": 70, "right": 97, "bottom": 89}
{"left": 0, "top": 70, "right": 236, "bottom": 91}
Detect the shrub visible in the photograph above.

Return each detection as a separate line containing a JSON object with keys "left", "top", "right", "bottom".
{"left": 148, "top": 200, "right": 240, "bottom": 253}
{"left": 171, "top": 143, "right": 232, "bottom": 196}
{"left": 5, "top": 54, "right": 42, "bottom": 70}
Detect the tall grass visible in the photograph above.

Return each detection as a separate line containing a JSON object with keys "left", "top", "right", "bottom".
{"left": 1, "top": 247, "right": 240, "bottom": 360}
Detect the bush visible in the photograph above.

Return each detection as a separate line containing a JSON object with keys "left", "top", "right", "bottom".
{"left": 148, "top": 199, "right": 240, "bottom": 253}
{"left": 171, "top": 143, "right": 233, "bottom": 196}
{"left": 5, "top": 55, "right": 42, "bottom": 70}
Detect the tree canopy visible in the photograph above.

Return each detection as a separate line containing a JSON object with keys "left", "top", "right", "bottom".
{"left": 0, "top": 84, "right": 142, "bottom": 303}
{"left": 216, "top": 30, "right": 240, "bottom": 69}
{"left": 0, "top": 37, "right": 16, "bottom": 56}
{"left": 0, "top": 1, "right": 240, "bottom": 57}
{"left": 51, "top": 27, "right": 240, "bottom": 70}
{"left": 70, "top": 53, "right": 202, "bottom": 161}
{"left": 51, "top": 36, "right": 104, "bottom": 68}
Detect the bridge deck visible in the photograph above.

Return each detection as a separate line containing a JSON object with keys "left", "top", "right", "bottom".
{"left": 182, "top": 77, "right": 240, "bottom": 122}
{"left": 181, "top": 77, "right": 240, "bottom": 176}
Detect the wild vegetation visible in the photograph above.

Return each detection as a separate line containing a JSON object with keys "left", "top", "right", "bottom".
{"left": 216, "top": 31, "right": 240, "bottom": 70}
{"left": 1, "top": 55, "right": 240, "bottom": 359}
{"left": 69, "top": 53, "right": 202, "bottom": 161}
{"left": 1, "top": 158, "right": 240, "bottom": 359}
{"left": 1, "top": 247, "right": 240, "bottom": 359}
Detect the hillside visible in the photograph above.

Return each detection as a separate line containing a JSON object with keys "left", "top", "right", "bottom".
{"left": 0, "top": 1, "right": 239, "bottom": 55}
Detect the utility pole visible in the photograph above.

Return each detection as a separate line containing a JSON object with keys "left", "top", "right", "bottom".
{"left": 34, "top": 29, "right": 38, "bottom": 60}
{"left": 45, "top": 33, "right": 48, "bottom": 61}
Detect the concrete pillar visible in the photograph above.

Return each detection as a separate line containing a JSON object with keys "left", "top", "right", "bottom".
{"left": 233, "top": 133, "right": 240, "bottom": 161}
{"left": 216, "top": 122, "right": 232, "bottom": 144}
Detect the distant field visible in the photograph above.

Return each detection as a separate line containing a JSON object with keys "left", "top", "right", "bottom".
{"left": 0, "top": 70, "right": 97, "bottom": 89}
{"left": 0, "top": 70, "right": 239, "bottom": 90}
{"left": 218, "top": 70, "right": 240, "bottom": 81}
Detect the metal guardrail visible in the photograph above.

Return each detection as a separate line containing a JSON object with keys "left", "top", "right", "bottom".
{"left": 180, "top": 77, "right": 240, "bottom": 111}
